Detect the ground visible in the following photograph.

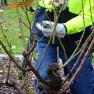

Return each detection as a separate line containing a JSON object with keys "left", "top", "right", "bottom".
{"left": 0, "top": 54, "right": 36, "bottom": 94}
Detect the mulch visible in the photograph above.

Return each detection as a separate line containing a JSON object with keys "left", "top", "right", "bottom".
{"left": 0, "top": 56, "right": 35, "bottom": 94}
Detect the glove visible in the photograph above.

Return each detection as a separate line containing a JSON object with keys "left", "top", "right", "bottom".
{"left": 36, "top": 21, "right": 66, "bottom": 38}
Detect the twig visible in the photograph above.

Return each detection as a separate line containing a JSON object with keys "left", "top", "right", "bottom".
{"left": 16, "top": 9, "right": 26, "bottom": 47}
{"left": 62, "top": 43, "right": 87, "bottom": 85}
{"left": 63, "top": 28, "right": 94, "bottom": 68}
{"left": 0, "top": 39, "right": 50, "bottom": 86}
{"left": 23, "top": 77, "right": 36, "bottom": 94}
{"left": 62, "top": 36, "right": 94, "bottom": 93}
{"left": 24, "top": 52, "right": 50, "bottom": 87}
{"left": 6, "top": 59, "right": 11, "bottom": 83}
{"left": 37, "top": 36, "right": 52, "bottom": 70}
{"left": 0, "top": 39, "right": 28, "bottom": 71}
{"left": 70, "top": 37, "right": 94, "bottom": 85}
{"left": 23, "top": 34, "right": 37, "bottom": 57}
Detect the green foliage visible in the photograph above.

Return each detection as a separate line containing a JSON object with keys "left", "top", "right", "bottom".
{"left": 0, "top": 8, "right": 34, "bottom": 53}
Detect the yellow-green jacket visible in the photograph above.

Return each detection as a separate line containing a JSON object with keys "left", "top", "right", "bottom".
{"left": 39, "top": 0, "right": 94, "bottom": 34}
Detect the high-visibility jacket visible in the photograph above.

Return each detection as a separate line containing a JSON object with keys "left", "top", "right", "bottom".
{"left": 39, "top": 0, "right": 94, "bottom": 34}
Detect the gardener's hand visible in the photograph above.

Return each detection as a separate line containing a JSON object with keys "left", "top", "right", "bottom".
{"left": 36, "top": 21, "right": 66, "bottom": 38}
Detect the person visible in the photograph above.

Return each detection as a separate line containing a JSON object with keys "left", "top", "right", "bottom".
{"left": 31, "top": 0, "right": 94, "bottom": 94}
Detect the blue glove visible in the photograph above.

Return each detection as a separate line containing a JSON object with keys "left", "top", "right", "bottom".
{"left": 36, "top": 21, "right": 66, "bottom": 38}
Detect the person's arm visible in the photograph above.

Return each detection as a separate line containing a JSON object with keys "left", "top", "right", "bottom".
{"left": 64, "top": 0, "right": 94, "bottom": 34}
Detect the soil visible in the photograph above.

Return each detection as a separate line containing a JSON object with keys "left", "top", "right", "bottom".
{"left": 0, "top": 54, "right": 35, "bottom": 94}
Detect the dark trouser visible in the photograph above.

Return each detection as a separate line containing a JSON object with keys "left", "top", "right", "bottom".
{"left": 34, "top": 36, "right": 94, "bottom": 94}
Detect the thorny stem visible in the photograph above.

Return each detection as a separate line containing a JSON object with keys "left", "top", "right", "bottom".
{"left": 61, "top": 36, "right": 89, "bottom": 88}
{"left": 16, "top": 9, "right": 26, "bottom": 47}
{"left": 23, "top": 34, "right": 37, "bottom": 57}
{"left": 20, "top": 19, "right": 30, "bottom": 29}
{"left": 0, "top": 39, "right": 50, "bottom": 87}
{"left": 0, "top": 18, "right": 11, "bottom": 49}
{"left": 62, "top": 43, "right": 87, "bottom": 85}
{"left": 61, "top": 27, "right": 94, "bottom": 88}
{"left": 37, "top": 36, "right": 52, "bottom": 70}
{"left": 52, "top": 9, "right": 58, "bottom": 44}
{"left": 63, "top": 26, "right": 94, "bottom": 68}
{"left": 58, "top": 38, "right": 67, "bottom": 60}
{"left": 25, "top": 55, "right": 51, "bottom": 87}
{"left": 0, "top": 39, "right": 28, "bottom": 71}
{"left": 62, "top": 31, "right": 94, "bottom": 93}
{"left": 6, "top": 59, "right": 11, "bottom": 83}
{"left": 24, "top": 6, "right": 31, "bottom": 27}
{"left": 68, "top": 37, "right": 94, "bottom": 89}
{"left": 23, "top": 77, "right": 36, "bottom": 94}
{"left": 61, "top": 0, "right": 87, "bottom": 68}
